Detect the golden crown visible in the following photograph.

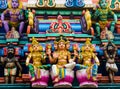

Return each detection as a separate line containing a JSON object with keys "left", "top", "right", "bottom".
{"left": 85, "top": 38, "right": 91, "bottom": 45}
{"left": 58, "top": 36, "right": 65, "bottom": 43}
{"left": 32, "top": 37, "right": 39, "bottom": 45}
{"left": 66, "top": 38, "right": 70, "bottom": 44}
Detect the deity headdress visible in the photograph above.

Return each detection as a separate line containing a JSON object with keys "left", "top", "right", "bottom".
{"left": 54, "top": 35, "right": 70, "bottom": 45}
{"left": 8, "top": 0, "right": 23, "bottom": 9}
{"left": 85, "top": 38, "right": 91, "bottom": 45}
{"left": 58, "top": 35, "right": 65, "bottom": 43}
{"left": 65, "top": 38, "right": 70, "bottom": 44}
{"left": 81, "top": 38, "right": 93, "bottom": 52}
{"left": 30, "top": 37, "right": 43, "bottom": 52}
{"left": 31, "top": 37, "right": 39, "bottom": 45}
{"left": 7, "top": 42, "right": 14, "bottom": 49}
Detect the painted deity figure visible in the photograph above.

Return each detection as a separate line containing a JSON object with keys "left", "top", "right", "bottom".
{"left": 93, "top": 0, "right": 117, "bottom": 37}
{"left": 103, "top": 40, "right": 118, "bottom": 83}
{"left": 46, "top": 36, "right": 76, "bottom": 88}
{"left": 1, "top": 0, "right": 25, "bottom": 35}
{"left": 26, "top": 37, "right": 50, "bottom": 88}
{"left": 76, "top": 38, "right": 100, "bottom": 88}
{"left": 100, "top": 27, "right": 114, "bottom": 40}
{"left": 0, "top": 43, "right": 22, "bottom": 84}
{"left": 6, "top": 27, "right": 20, "bottom": 39}
{"left": 46, "top": 15, "right": 74, "bottom": 33}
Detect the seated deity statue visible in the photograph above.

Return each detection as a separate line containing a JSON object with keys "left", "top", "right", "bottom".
{"left": 46, "top": 35, "right": 76, "bottom": 88}
{"left": 26, "top": 37, "right": 51, "bottom": 88}
{"left": 76, "top": 38, "right": 100, "bottom": 88}
{"left": 1, "top": 0, "right": 25, "bottom": 36}
{"left": 93, "top": 0, "right": 117, "bottom": 37}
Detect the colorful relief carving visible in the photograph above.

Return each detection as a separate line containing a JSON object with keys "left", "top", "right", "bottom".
{"left": 80, "top": 10, "right": 94, "bottom": 35}
{"left": 0, "top": 0, "right": 7, "bottom": 9}
{"left": 0, "top": 43, "right": 22, "bottom": 84}
{"left": 103, "top": 39, "right": 118, "bottom": 83}
{"left": 6, "top": 27, "right": 20, "bottom": 39}
{"left": 46, "top": 15, "right": 74, "bottom": 33}
{"left": 36, "top": 0, "right": 56, "bottom": 7}
{"left": 27, "top": 9, "right": 36, "bottom": 34}
{"left": 65, "top": 0, "right": 85, "bottom": 7}
{"left": 1, "top": 0, "right": 25, "bottom": 36}
{"left": 26, "top": 37, "right": 51, "bottom": 88}
{"left": 109, "top": 0, "right": 120, "bottom": 9}
{"left": 76, "top": 38, "right": 100, "bottom": 87}
{"left": 93, "top": 0, "right": 117, "bottom": 38}
{"left": 46, "top": 35, "right": 76, "bottom": 88}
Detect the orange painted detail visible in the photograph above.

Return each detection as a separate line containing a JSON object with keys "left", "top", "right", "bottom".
{"left": 116, "top": 24, "right": 120, "bottom": 34}
{"left": 27, "top": 25, "right": 31, "bottom": 34}
{"left": 92, "top": 0, "right": 99, "bottom": 4}
{"left": 3, "top": 48, "right": 7, "bottom": 56}
{"left": 15, "top": 48, "right": 19, "bottom": 55}
{"left": 91, "top": 27, "right": 94, "bottom": 36}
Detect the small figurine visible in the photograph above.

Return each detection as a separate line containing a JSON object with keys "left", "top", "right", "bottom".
{"left": 46, "top": 35, "right": 76, "bottom": 88}
{"left": 76, "top": 38, "right": 100, "bottom": 88}
{"left": 0, "top": 43, "right": 22, "bottom": 84}
{"left": 26, "top": 37, "right": 51, "bottom": 88}
{"left": 6, "top": 27, "right": 20, "bottom": 39}
{"left": 100, "top": 27, "right": 114, "bottom": 40}
{"left": 103, "top": 39, "right": 118, "bottom": 83}
{"left": 93, "top": 0, "right": 117, "bottom": 37}
{"left": 27, "top": 9, "right": 36, "bottom": 34}
{"left": 46, "top": 15, "right": 74, "bottom": 33}
{"left": 1, "top": 0, "right": 25, "bottom": 36}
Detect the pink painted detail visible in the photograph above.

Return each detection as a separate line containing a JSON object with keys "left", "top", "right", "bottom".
{"left": 52, "top": 76, "right": 74, "bottom": 85}
{"left": 59, "top": 76, "right": 74, "bottom": 83}
{"left": 80, "top": 81, "right": 98, "bottom": 87}
{"left": 76, "top": 70, "right": 98, "bottom": 87}
{"left": 32, "top": 76, "right": 49, "bottom": 87}
{"left": 32, "top": 81, "right": 47, "bottom": 87}
{"left": 54, "top": 81, "right": 72, "bottom": 87}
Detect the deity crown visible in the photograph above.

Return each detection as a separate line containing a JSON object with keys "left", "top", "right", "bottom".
{"left": 85, "top": 38, "right": 91, "bottom": 45}
{"left": 58, "top": 36, "right": 65, "bottom": 43}
{"left": 32, "top": 37, "right": 39, "bottom": 45}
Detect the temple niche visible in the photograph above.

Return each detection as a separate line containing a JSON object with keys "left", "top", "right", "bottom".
{"left": 0, "top": 0, "right": 120, "bottom": 89}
